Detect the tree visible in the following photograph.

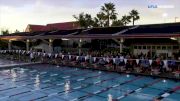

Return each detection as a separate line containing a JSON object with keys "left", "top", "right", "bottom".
{"left": 1, "top": 29, "right": 10, "bottom": 35}
{"left": 129, "top": 9, "right": 140, "bottom": 26}
{"left": 94, "top": 12, "right": 107, "bottom": 27}
{"left": 111, "top": 20, "right": 124, "bottom": 27}
{"left": 73, "top": 13, "right": 94, "bottom": 28}
{"left": 100, "top": 2, "right": 117, "bottom": 27}
{"left": 73, "top": 3, "right": 140, "bottom": 27}
{"left": 121, "top": 15, "right": 131, "bottom": 26}
{"left": 92, "top": 17, "right": 100, "bottom": 27}
{"left": 14, "top": 29, "right": 20, "bottom": 33}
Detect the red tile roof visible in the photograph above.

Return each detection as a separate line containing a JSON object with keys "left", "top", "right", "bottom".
{"left": 25, "top": 21, "right": 80, "bottom": 32}
{"left": 47, "top": 22, "right": 79, "bottom": 30}
{"left": 27, "top": 25, "right": 46, "bottom": 32}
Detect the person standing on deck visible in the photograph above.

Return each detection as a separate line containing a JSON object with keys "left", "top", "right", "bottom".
{"left": 30, "top": 51, "right": 34, "bottom": 62}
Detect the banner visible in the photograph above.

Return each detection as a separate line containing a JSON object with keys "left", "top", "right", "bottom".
{"left": 93, "top": 57, "right": 96, "bottom": 62}
{"left": 19, "top": 50, "right": 22, "bottom": 53}
{"left": 38, "top": 52, "right": 41, "bottom": 56}
{"left": 22, "top": 51, "right": 26, "bottom": 54}
{"left": 62, "top": 55, "right": 64, "bottom": 59}
{"left": 55, "top": 54, "right": 58, "bottom": 58}
{"left": 85, "top": 56, "right": 88, "bottom": 61}
{"left": 76, "top": 56, "right": 79, "bottom": 60}
{"left": 149, "top": 60, "right": 153, "bottom": 65}
{"left": 69, "top": 55, "right": 71, "bottom": 60}
{"left": 113, "top": 58, "right": 116, "bottom": 64}
{"left": 27, "top": 51, "right": 30, "bottom": 54}
{"left": 124, "top": 59, "right": 127, "bottom": 64}
{"left": 163, "top": 60, "right": 167, "bottom": 67}
{"left": 30, "top": 53, "right": 34, "bottom": 58}
{"left": 43, "top": 53, "right": 46, "bottom": 57}
{"left": 48, "top": 53, "right": 51, "bottom": 57}
{"left": 136, "top": 59, "right": 139, "bottom": 64}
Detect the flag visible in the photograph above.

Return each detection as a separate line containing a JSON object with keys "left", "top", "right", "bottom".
{"left": 124, "top": 59, "right": 127, "bottom": 64}
{"left": 38, "top": 52, "right": 41, "bottom": 56}
{"left": 62, "top": 55, "right": 64, "bottom": 59}
{"left": 93, "top": 57, "right": 96, "bottom": 62}
{"left": 136, "top": 59, "right": 139, "bottom": 64}
{"left": 84, "top": 56, "right": 87, "bottom": 61}
{"left": 48, "top": 53, "right": 51, "bottom": 57}
{"left": 76, "top": 56, "right": 79, "bottom": 60}
{"left": 43, "top": 53, "right": 46, "bottom": 57}
{"left": 163, "top": 60, "right": 167, "bottom": 67}
{"left": 55, "top": 54, "right": 58, "bottom": 58}
{"left": 69, "top": 55, "right": 71, "bottom": 60}
{"left": 149, "top": 60, "right": 153, "bottom": 65}
{"left": 113, "top": 58, "right": 116, "bottom": 64}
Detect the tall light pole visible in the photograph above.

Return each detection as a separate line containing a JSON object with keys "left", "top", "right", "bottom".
{"left": 162, "top": 13, "right": 168, "bottom": 23}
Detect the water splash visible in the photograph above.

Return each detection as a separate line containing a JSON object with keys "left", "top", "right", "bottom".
{"left": 163, "top": 79, "right": 166, "bottom": 83}
{"left": 126, "top": 74, "right": 130, "bottom": 78}
{"left": 65, "top": 80, "right": 70, "bottom": 94}
{"left": 108, "top": 94, "right": 113, "bottom": 101}
{"left": 34, "top": 75, "right": 40, "bottom": 90}
{"left": 11, "top": 69, "right": 17, "bottom": 82}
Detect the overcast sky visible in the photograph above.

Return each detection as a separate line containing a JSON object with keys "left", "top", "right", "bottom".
{"left": 0, "top": 0, "right": 180, "bottom": 32}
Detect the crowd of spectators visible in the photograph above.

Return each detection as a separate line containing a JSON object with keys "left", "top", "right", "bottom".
{"left": 0, "top": 50, "right": 179, "bottom": 78}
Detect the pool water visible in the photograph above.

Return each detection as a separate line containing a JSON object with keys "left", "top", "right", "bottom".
{"left": 0, "top": 64, "right": 179, "bottom": 101}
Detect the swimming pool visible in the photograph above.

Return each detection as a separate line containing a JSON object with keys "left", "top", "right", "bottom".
{"left": 0, "top": 64, "right": 179, "bottom": 101}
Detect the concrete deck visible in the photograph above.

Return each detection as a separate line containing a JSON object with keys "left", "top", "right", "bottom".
{"left": 0, "top": 58, "right": 41, "bottom": 68}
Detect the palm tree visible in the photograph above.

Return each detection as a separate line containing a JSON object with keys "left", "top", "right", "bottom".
{"left": 121, "top": 15, "right": 131, "bottom": 26}
{"left": 14, "top": 29, "right": 20, "bottom": 33}
{"left": 111, "top": 20, "right": 124, "bottom": 27}
{"left": 92, "top": 17, "right": 100, "bottom": 27}
{"left": 95, "top": 12, "right": 107, "bottom": 27}
{"left": 73, "top": 13, "right": 84, "bottom": 28}
{"left": 101, "top": 2, "right": 117, "bottom": 27}
{"left": 129, "top": 9, "right": 140, "bottom": 26}
{"left": 73, "top": 13, "right": 94, "bottom": 28}
{"left": 1, "top": 29, "right": 10, "bottom": 35}
{"left": 84, "top": 14, "right": 94, "bottom": 28}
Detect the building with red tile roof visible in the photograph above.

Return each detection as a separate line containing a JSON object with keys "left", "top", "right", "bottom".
{"left": 25, "top": 21, "right": 80, "bottom": 32}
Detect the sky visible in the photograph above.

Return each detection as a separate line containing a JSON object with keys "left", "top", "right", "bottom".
{"left": 0, "top": 0, "right": 180, "bottom": 32}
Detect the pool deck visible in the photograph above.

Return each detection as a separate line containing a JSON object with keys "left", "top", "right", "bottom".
{"left": 0, "top": 59, "right": 41, "bottom": 69}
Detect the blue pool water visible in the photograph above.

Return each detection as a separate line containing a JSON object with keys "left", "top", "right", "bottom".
{"left": 0, "top": 64, "right": 179, "bottom": 101}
